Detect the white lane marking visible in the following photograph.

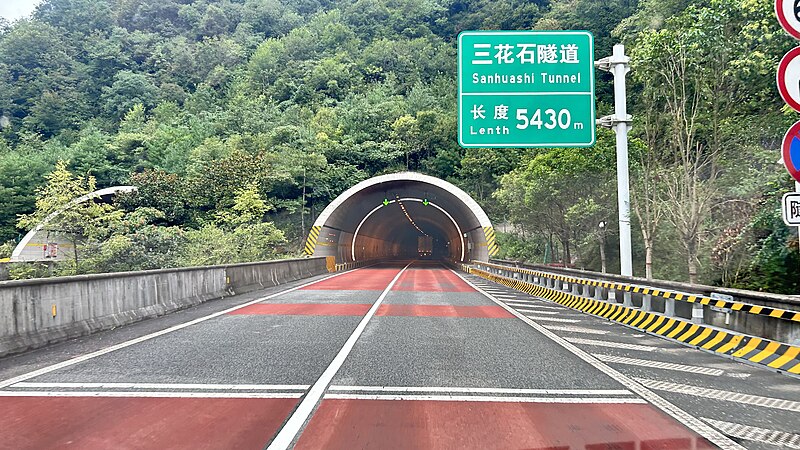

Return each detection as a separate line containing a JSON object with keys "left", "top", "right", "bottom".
{"left": 267, "top": 262, "right": 412, "bottom": 450}
{"left": 328, "top": 386, "right": 633, "bottom": 395}
{"left": 452, "top": 270, "right": 745, "bottom": 450}
{"left": 702, "top": 417, "right": 800, "bottom": 449}
{"left": 636, "top": 378, "right": 800, "bottom": 413}
{"left": 11, "top": 382, "right": 309, "bottom": 390}
{"left": 511, "top": 308, "right": 560, "bottom": 315}
{"left": 594, "top": 354, "right": 725, "bottom": 376}
{"left": 725, "top": 373, "right": 752, "bottom": 379}
{"left": 0, "top": 268, "right": 364, "bottom": 390}
{"left": 324, "top": 394, "right": 647, "bottom": 403}
{"left": 0, "top": 391, "right": 303, "bottom": 399}
{"left": 523, "top": 315, "right": 581, "bottom": 323}
{"left": 542, "top": 325, "right": 609, "bottom": 335}
{"left": 565, "top": 337, "right": 656, "bottom": 352}
{"left": 505, "top": 303, "right": 566, "bottom": 311}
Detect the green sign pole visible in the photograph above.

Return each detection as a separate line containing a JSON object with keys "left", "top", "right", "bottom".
{"left": 458, "top": 30, "right": 595, "bottom": 148}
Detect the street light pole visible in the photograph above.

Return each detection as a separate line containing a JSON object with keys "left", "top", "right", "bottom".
{"left": 597, "top": 44, "right": 633, "bottom": 305}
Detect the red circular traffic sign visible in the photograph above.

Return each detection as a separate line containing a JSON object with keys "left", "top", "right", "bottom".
{"left": 777, "top": 47, "right": 800, "bottom": 112}
{"left": 781, "top": 120, "right": 800, "bottom": 183}
{"left": 776, "top": 0, "right": 800, "bottom": 39}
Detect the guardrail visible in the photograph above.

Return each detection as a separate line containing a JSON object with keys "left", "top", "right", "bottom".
{"left": 483, "top": 259, "right": 800, "bottom": 344}
{"left": 467, "top": 260, "right": 800, "bottom": 375}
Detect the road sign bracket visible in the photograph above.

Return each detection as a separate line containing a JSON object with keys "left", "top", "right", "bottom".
{"left": 594, "top": 54, "right": 630, "bottom": 73}
{"left": 596, "top": 114, "right": 633, "bottom": 129}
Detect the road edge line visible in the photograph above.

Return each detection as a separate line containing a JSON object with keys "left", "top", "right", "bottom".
{"left": 451, "top": 268, "right": 745, "bottom": 450}
{"left": 0, "top": 267, "right": 364, "bottom": 389}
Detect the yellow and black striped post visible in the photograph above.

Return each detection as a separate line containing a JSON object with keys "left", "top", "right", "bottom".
{"left": 304, "top": 226, "right": 321, "bottom": 256}
{"left": 483, "top": 226, "right": 499, "bottom": 257}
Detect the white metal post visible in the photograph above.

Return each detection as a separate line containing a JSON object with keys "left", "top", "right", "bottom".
{"left": 596, "top": 44, "right": 633, "bottom": 306}
{"left": 797, "top": 181, "right": 800, "bottom": 254}
{"left": 611, "top": 45, "right": 633, "bottom": 279}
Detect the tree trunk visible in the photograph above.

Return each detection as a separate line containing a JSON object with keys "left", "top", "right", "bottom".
{"left": 644, "top": 242, "right": 654, "bottom": 280}
{"left": 599, "top": 235, "right": 607, "bottom": 273}
{"left": 687, "top": 239, "right": 698, "bottom": 284}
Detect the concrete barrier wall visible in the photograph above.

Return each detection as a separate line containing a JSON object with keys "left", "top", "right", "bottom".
{"left": 0, "top": 257, "right": 328, "bottom": 357}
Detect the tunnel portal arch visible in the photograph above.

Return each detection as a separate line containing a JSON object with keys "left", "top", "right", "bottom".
{"left": 305, "top": 172, "right": 497, "bottom": 263}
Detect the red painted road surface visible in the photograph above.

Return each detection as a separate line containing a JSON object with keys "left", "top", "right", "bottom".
{"left": 0, "top": 263, "right": 723, "bottom": 449}
{"left": 229, "top": 303, "right": 372, "bottom": 316}
{"left": 3, "top": 397, "right": 298, "bottom": 449}
{"left": 392, "top": 267, "right": 476, "bottom": 292}
{"left": 295, "top": 400, "right": 716, "bottom": 450}
{"left": 300, "top": 267, "right": 402, "bottom": 290}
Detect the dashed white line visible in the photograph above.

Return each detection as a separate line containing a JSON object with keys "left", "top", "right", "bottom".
{"left": 702, "top": 417, "right": 800, "bottom": 449}
{"left": 328, "top": 386, "right": 633, "bottom": 395}
{"left": 594, "top": 354, "right": 724, "bottom": 376}
{"left": 324, "top": 394, "right": 647, "bottom": 403}
{"left": 636, "top": 378, "right": 800, "bottom": 413}
{"left": 524, "top": 315, "right": 581, "bottom": 324}
{"left": 542, "top": 325, "right": 609, "bottom": 335}
{"left": 511, "top": 308, "right": 560, "bottom": 315}
{"left": 565, "top": 337, "right": 656, "bottom": 352}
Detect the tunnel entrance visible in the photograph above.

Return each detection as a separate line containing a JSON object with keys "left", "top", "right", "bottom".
{"left": 304, "top": 172, "right": 497, "bottom": 263}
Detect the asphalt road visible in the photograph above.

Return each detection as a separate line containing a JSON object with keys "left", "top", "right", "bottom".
{"left": 0, "top": 261, "right": 796, "bottom": 449}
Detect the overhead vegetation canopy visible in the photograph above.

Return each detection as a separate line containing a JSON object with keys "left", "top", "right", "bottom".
{"left": 0, "top": 0, "right": 797, "bottom": 292}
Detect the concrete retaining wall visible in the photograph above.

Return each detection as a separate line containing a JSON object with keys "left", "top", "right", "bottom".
{"left": 0, "top": 257, "right": 327, "bottom": 357}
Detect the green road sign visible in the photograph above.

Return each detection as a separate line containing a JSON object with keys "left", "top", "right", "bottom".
{"left": 458, "top": 30, "right": 595, "bottom": 148}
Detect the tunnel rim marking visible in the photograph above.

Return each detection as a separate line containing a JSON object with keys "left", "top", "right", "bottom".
{"left": 313, "top": 172, "right": 492, "bottom": 228}
{"left": 351, "top": 198, "right": 465, "bottom": 262}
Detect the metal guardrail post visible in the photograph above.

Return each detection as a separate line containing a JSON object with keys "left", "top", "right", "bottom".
{"left": 665, "top": 298, "right": 675, "bottom": 317}
{"left": 692, "top": 303, "right": 704, "bottom": 324}
{"left": 572, "top": 283, "right": 581, "bottom": 295}
{"left": 642, "top": 294, "right": 652, "bottom": 312}
{"left": 582, "top": 284, "right": 591, "bottom": 297}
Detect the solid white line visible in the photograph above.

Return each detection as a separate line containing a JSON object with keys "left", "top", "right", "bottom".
{"left": 594, "top": 354, "right": 725, "bottom": 376}
{"left": 328, "top": 386, "right": 633, "bottom": 395}
{"left": 324, "top": 393, "right": 647, "bottom": 403}
{"left": 542, "top": 325, "right": 609, "bottom": 335}
{"left": 12, "top": 382, "right": 309, "bottom": 390}
{"left": 702, "top": 417, "right": 800, "bottom": 449}
{"left": 0, "top": 268, "right": 362, "bottom": 390}
{"left": 0, "top": 391, "right": 303, "bottom": 399}
{"left": 636, "top": 378, "right": 800, "bottom": 413}
{"left": 524, "top": 315, "right": 581, "bottom": 323}
{"left": 451, "top": 270, "right": 745, "bottom": 450}
{"left": 267, "top": 262, "right": 413, "bottom": 450}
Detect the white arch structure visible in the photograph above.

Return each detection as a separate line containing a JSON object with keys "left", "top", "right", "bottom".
{"left": 310, "top": 172, "right": 496, "bottom": 262}
{"left": 11, "top": 186, "right": 137, "bottom": 262}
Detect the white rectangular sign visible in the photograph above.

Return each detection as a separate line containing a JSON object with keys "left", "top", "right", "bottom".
{"left": 782, "top": 192, "right": 800, "bottom": 226}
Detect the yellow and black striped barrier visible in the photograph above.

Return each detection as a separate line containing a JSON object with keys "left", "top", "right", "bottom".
{"left": 304, "top": 226, "right": 321, "bottom": 256}
{"left": 476, "top": 262, "right": 800, "bottom": 324}
{"left": 469, "top": 267, "right": 800, "bottom": 375}
{"left": 483, "top": 227, "right": 499, "bottom": 257}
